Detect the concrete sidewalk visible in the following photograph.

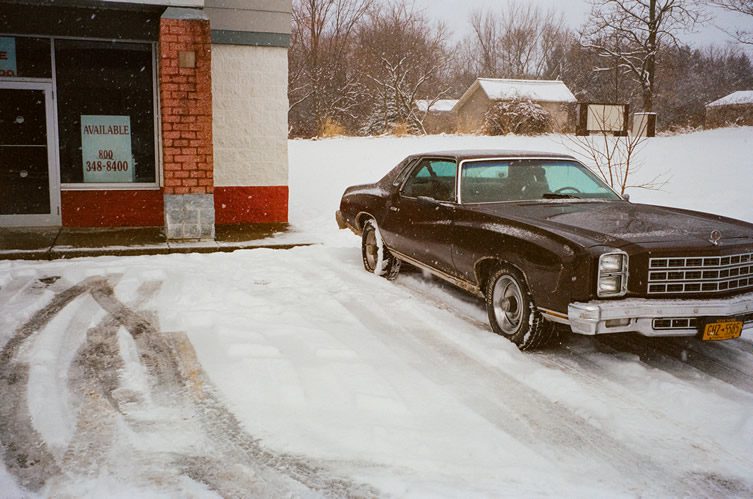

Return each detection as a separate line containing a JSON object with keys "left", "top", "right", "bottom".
{"left": 0, "top": 224, "right": 313, "bottom": 260}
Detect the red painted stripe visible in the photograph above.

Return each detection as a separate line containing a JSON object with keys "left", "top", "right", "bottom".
{"left": 214, "top": 186, "right": 289, "bottom": 224}
{"left": 62, "top": 190, "right": 164, "bottom": 227}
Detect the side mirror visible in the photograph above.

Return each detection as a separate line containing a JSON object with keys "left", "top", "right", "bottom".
{"left": 622, "top": 193, "right": 631, "bottom": 202}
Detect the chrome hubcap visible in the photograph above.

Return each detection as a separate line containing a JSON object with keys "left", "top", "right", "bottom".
{"left": 492, "top": 276, "right": 524, "bottom": 335}
{"left": 365, "top": 229, "right": 378, "bottom": 270}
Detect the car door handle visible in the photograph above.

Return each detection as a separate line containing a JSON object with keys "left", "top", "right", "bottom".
{"left": 390, "top": 206, "right": 400, "bottom": 212}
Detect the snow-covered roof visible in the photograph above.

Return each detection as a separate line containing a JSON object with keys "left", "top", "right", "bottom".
{"left": 456, "top": 78, "right": 577, "bottom": 110}
{"left": 478, "top": 78, "right": 577, "bottom": 103}
{"left": 707, "top": 90, "right": 753, "bottom": 108}
{"left": 415, "top": 99, "right": 458, "bottom": 113}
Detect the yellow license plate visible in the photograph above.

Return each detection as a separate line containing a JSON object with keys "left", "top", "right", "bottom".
{"left": 702, "top": 320, "right": 743, "bottom": 341}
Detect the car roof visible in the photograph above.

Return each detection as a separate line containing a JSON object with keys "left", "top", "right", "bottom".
{"left": 410, "top": 149, "right": 577, "bottom": 161}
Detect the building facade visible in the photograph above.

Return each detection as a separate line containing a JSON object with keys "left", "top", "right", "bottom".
{"left": 0, "top": 0, "right": 291, "bottom": 239}
{"left": 705, "top": 91, "right": 753, "bottom": 129}
{"left": 415, "top": 99, "right": 458, "bottom": 134}
{"left": 454, "top": 78, "right": 577, "bottom": 134}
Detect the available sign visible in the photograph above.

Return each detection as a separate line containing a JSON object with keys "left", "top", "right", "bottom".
{"left": 81, "top": 115, "right": 135, "bottom": 183}
{"left": 0, "top": 37, "right": 17, "bottom": 77}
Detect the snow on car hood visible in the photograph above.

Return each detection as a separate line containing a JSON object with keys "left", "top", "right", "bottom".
{"left": 471, "top": 201, "right": 753, "bottom": 248}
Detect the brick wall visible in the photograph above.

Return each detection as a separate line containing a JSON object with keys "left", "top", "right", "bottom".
{"left": 159, "top": 17, "right": 213, "bottom": 195}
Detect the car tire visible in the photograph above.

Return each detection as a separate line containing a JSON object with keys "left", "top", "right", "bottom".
{"left": 485, "top": 266, "right": 559, "bottom": 351}
{"left": 361, "top": 219, "right": 401, "bottom": 280}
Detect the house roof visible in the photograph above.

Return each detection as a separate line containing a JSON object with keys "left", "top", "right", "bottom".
{"left": 707, "top": 90, "right": 753, "bottom": 108}
{"left": 455, "top": 78, "right": 577, "bottom": 111}
{"left": 415, "top": 99, "right": 459, "bottom": 113}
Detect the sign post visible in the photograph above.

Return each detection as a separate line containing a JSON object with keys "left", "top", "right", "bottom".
{"left": 80, "top": 115, "right": 135, "bottom": 183}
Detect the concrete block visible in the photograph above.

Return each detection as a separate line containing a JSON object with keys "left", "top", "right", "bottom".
{"left": 164, "top": 193, "right": 215, "bottom": 240}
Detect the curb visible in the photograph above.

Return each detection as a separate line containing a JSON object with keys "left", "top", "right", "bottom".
{"left": 0, "top": 243, "right": 316, "bottom": 261}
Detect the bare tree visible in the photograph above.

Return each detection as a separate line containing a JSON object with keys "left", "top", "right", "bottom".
{"left": 656, "top": 44, "right": 753, "bottom": 130}
{"left": 582, "top": 0, "right": 706, "bottom": 112}
{"left": 465, "top": 2, "right": 571, "bottom": 79}
{"left": 289, "top": 0, "right": 373, "bottom": 136}
{"left": 356, "top": 2, "right": 450, "bottom": 135}
{"left": 563, "top": 110, "right": 666, "bottom": 195}
{"left": 712, "top": 0, "right": 753, "bottom": 44}
{"left": 469, "top": 9, "right": 501, "bottom": 76}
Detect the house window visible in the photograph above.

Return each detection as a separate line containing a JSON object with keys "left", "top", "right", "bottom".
{"left": 54, "top": 39, "right": 156, "bottom": 185}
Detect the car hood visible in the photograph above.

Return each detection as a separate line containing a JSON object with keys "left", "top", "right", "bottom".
{"left": 469, "top": 201, "right": 753, "bottom": 249}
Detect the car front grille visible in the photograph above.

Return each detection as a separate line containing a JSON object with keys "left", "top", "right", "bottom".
{"left": 648, "top": 251, "right": 753, "bottom": 295}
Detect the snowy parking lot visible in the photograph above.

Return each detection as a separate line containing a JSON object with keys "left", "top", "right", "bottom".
{"left": 2, "top": 129, "right": 753, "bottom": 497}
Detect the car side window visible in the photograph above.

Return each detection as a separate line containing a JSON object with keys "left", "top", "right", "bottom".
{"left": 392, "top": 158, "right": 418, "bottom": 187}
{"left": 401, "top": 159, "right": 457, "bottom": 202}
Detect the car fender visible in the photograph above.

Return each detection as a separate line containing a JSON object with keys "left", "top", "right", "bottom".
{"left": 460, "top": 222, "right": 586, "bottom": 312}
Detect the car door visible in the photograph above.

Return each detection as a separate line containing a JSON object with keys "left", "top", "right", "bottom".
{"left": 380, "top": 157, "right": 458, "bottom": 275}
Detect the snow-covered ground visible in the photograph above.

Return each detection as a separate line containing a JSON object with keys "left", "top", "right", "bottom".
{"left": 1, "top": 128, "right": 753, "bottom": 497}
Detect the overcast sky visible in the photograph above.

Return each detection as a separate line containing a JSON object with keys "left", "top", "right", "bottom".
{"left": 408, "top": 0, "right": 751, "bottom": 50}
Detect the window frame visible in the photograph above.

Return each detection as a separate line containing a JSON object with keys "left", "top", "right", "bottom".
{"left": 53, "top": 37, "right": 161, "bottom": 190}
{"left": 392, "top": 157, "right": 419, "bottom": 187}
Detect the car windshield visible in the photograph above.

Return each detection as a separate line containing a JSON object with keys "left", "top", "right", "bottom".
{"left": 460, "top": 159, "right": 621, "bottom": 203}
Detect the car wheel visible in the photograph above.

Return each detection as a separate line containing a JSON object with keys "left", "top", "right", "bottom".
{"left": 361, "top": 219, "right": 401, "bottom": 280}
{"left": 485, "top": 266, "right": 559, "bottom": 350}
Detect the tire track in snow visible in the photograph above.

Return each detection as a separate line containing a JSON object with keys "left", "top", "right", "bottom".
{"left": 59, "top": 281, "right": 287, "bottom": 498}
{"left": 168, "top": 332, "right": 375, "bottom": 498}
{"left": 1, "top": 275, "right": 376, "bottom": 497}
{"left": 396, "top": 271, "right": 753, "bottom": 493}
{"left": 400, "top": 271, "right": 753, "bottom": 402}
{"left": 86, "top": 281, "right": 374, "bottom": 496}
{"left": 0, "top": 279, "right": 94, "bottom": 490}
{"left": 60, "top": 279, "right": 160, "bottom": 479}
{"left": 398, "top": 269, "right": 753, "bottom": 404}
{"left": 306, "top": 254, "right": 752, "bottom": 496}
{"left": 594, "top": 334, "right": 753, "bottom": 395}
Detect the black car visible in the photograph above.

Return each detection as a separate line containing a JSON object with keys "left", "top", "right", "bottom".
{"left": 336, "top": 150, "right": 753, "bottom": 350}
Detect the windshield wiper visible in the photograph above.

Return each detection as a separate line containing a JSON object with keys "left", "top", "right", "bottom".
{"left": 543, "top": 193, "right": 581, "bottom": 200}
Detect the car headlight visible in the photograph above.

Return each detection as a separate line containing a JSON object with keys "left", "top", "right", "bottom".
{"left": 598, "top": 251, "right": 628, "bottom": 297}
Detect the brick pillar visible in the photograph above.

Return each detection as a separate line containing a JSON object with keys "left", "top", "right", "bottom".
{"left": 159, "top": 10, "right": 214, "bottom": 240}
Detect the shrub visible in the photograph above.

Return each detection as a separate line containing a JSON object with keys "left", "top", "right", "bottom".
{"left": 319, "top": 118, "right": 347, "bottom": 138}
{"left": 390, "top": 121, "right": 412, "bottom": 137}
{"left": 483, "top": 99, "right": 553, "bottom": 136}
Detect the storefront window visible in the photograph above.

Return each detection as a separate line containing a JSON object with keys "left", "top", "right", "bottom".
{"left": 0, "top": 36, "right": 51, "bottom": 79}
{"left": 55, "top": 39, "right": 156, "bottom": 184}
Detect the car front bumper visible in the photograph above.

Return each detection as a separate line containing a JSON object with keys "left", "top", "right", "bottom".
{"left": 335, "top": 210, "right": 347, "bottom": 230}
{"left": 568, "top": 291, "right": 753, "bottom": 337}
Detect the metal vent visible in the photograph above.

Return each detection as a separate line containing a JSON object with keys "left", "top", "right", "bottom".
{"left": 652, "top": 318, "right": 698, "bottom": 330}
{"left": 648, "top": 251, "right": 753, "bottom": 295}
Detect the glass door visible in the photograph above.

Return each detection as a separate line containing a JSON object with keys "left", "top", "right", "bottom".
{"left": 0, "top": 81, "right": 60, "bottom": 226}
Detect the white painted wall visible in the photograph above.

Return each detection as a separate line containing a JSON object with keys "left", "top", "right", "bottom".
{"left": 212, "top": 44, "right": 289, "bottom": 187}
